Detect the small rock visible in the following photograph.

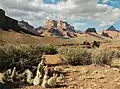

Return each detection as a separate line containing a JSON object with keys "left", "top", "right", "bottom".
{"left": 114, "top": 84, "right": 120, "bottom": 89}
{"left": 79, "top": 76, "right": 86, "bottom": 81}
{"left": 95, "top": 74, "right": 105, "bottom": 79}
{"left": 104, "top": 69, "right": 110, "bottom": 73}
{"left": 64, "top": 68, "right": 71, "bottom": 73}
{"left": 104, "top": 65, "right": 111, "bottom": 68}
{"left": 86, "top": 88, "right": 92, "bottom": 89}
{"left": 80, "top": 87, "right": 84, "bottom": 89}
{"left": 69, "top": 78, "right": 74, "bottom": 81}
{"left": 69, "top": 85, "right": 74, "bottom": 88}
{"left": 86, "top": 76, "right": 94, "bottom": 79}
{"left": 91, "top": 70, "right": 99, "bottom": 75}
{"left": 113, "top": 77, "right": 120, "bottom": 82}
{"left": 111, "top": 58, "right": 120, "bottom": 68}
{"left": 113, "top": 68, "right": 120, "bottom": 72}
{"left": 72, "top": 69, "right": 79, "bottom": 72}
{"left": 80, "top": 68, "right": 89, "bottom": 74}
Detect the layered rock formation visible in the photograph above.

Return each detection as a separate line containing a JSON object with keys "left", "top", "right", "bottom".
{"left": 43, "top": 18, "right": 77, "bottom": 38}
{"left": 0, "top": 9, "right": 77, "bottom": 38}
{"left": 18, "top": 20, "right": 39, "bottom": 35}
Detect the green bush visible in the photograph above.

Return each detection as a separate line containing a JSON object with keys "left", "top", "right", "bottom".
{"left": 0, "top": 44, "right": 42, "bottom": 71}
{"left": 39, "top": 44, "right": 57, "bottom": 54}
{"left": 91, "top": 48, "right": 120, "bottom": 65}
{"left": 58, "top": 47, "right": 92, "bottom": 65}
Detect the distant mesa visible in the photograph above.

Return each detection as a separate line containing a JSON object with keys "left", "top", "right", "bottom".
{"left": 85, "top": 28, "right": 97, "bottom": 33}
{"left": 0, "top": 9, "right": 77, "bottom": 38}
{"left": 101, "top": 26, "right": 119, "bottom": 39}
{"left": 106, "top": 25, "right": 119, "bottom": 32}
{"left": 38, "top": 18, "right": 77, "bottom": 38}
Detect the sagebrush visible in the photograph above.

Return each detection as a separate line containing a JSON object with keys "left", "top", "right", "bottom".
{"left": 58, "top": 46, "right": 92, "bottom": 65}
{"left": 58, "top": 46, "right": 120, "bottom": 66}
{"left": 91, "top": 48, "right": 120, "bottom": 65}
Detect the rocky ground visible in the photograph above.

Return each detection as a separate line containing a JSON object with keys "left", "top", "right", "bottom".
{"left": 20, "top": 65, "right": 120, "bottom": 89}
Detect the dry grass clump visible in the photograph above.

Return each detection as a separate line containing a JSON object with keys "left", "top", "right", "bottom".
{"left": 91, "top": 48, "right": 120, "bottom": 65}
{"left": 58, "top": 46, "right": 92, "bottom": 65}
{"left": 58, "top": 46, "right": 120, "bottom": 66}
{"left": 0, "top": 44, "right": 42, "bottom": 71}
{"left": 39, "top": 44, "right": 57, "bottom": 55}
{"left": 0, "top": 44, "right": 58, "bottom": 71}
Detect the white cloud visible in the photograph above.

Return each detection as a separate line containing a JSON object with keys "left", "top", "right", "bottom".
{"left": 0, "top": 0, "right": 120, "bottom": 29}
{"left": 102, "top": 0, "right": 111, "bottom": 3}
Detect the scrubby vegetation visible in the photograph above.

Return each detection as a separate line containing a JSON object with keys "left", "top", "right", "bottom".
{"left": 0, "top": 44, "right": 57, "bottom": 72}
{"left": 58, "top": 46, "right": 92, "bottom": 65}
{"left": 1, "top": 44, "right": 120, "bottom": 69}
{"left": 0, "top": 44, "right": 42, "bottom": 71}
{"left": 58, "top": 46, "right": 120, "bottom": 66}
{"left": 39, "top": 44, "right": 57, "bottom": 55}
{"left": 91, "top": 49, "right": 120, "bottom": 65}
{"left": 1, "top": 43, "right": 120, "bottom": 88}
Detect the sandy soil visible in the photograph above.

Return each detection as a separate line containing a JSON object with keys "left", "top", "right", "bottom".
{"left": 19, "top": 65, "right": 120, "bottom": 89}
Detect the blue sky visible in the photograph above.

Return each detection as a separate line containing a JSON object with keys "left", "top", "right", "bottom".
{"left": 44, "top": 0, "right": 61, "bottom": 4}
{"left": 43, "top": 0, "right": 120, "bottom": 31}
{"left": 98, "top": 0, "right": 120, "bottom": 30}
{"left": 0, "top": 0, "right": 120, "bottom": 31}
{"left": 98, "top": 0, "right": 120, "bottom": 8}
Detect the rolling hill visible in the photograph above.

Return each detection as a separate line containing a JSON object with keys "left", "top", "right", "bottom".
{"left": 0, "top": 28, "right": 110, "bottom": 46}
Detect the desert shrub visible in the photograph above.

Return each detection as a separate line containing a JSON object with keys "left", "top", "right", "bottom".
{"left": 91, "top": 48, "right": 120, "bottom": 65}
{"left": 39, "top": 44, "right": 57, "bottom": 54}
{"left": 0, "top": 44, "right": 42, "bottom": 71}
{"left": 58, "top": 46, "right": 92, "bottom": 65}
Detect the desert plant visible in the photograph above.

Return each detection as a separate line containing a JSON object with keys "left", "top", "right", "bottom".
{"left": 0, "top": 44, "right": 43, "bottom": 71}
{"left": 91, "top": 48, "right": 120, "bottom": 65}
{"left": 39, "top": 44, "right": 57, "bottom": 55}
{"left": 58, "top": 46, "right": 92, "bottom": 65}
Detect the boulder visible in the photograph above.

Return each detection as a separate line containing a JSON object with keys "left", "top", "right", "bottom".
{"left": 43, "top": 55, "right": 62, "bottom": 65}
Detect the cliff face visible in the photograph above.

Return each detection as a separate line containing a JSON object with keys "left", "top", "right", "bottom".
{"left": 43, "top": 19, "right": 77, "bottom": 38}
{"left": 0, "top": 9, "right": 77, "bottom": 37}
{"left": 18, "top": 20, "right": 34, "bottom": 30}
{"left": 0, "top": 9, "right": 6, "bottom": 27}
{"left": 18, "top": 20, "right": 40, "bottom": 35}
{"left": 0, "top": 9, "right": 18, "bottom": 29}
{"left": 44, "top": 19, "right": 75, "bottom": 32}
{"left": 0, "top": 9, "right": 40, "bottom": 36}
